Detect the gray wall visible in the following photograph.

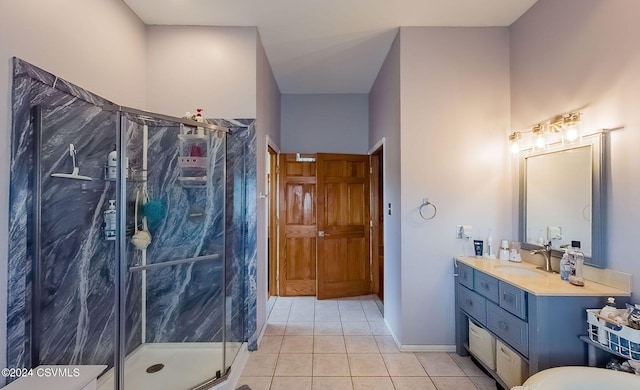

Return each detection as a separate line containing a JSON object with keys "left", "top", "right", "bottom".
{"left": 368, "top": 31, "right": 402, "bottom": 342}
{"left": 510, "top": 0, "right": 640, "bottom": 295}
{"left": 255, "top": 34, "right": 282, "bottom": 343}
{"left": 0, "top": 1, "right": 147, "bottom": 381}
{"left": 388, "top": 27, "right": 512, "bottom": 347}
{"left": 399, "top": 27, "right": 512, "bottom": 346}
{"left": 145, "top": 26, "right": 258, "bottom": 119}
{"left": 281, "top": 94, "right": 369, "bottom": 154}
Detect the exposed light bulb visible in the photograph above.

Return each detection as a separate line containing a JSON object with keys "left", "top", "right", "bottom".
{"left": 510, "top": 142, "right": 520, "bottom": 155}
{"left": 564, "top": 125, "right": 579, "bottom": 142}
{"left": 508, "top": 132, "right": 521, "bottom": 155}
{"left": 534, "top": 133, "right": 547, "bottom": 150}
{"left": 562, "top": 112, "right": 582, "bottom": 143}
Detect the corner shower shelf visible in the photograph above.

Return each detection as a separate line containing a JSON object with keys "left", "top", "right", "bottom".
{"left": 178, "top": 131, "right": 209, "bottom": 188}
{"left": 177, "top": 133, "right": 208, "bottom": 141}
{"left": 103, "top": 166, "right": 147, "bottom": 182}
{"left": 178, "top": 156, "right": 207, "bottom": 169}
{"left": 178, "top": 176, "right": 207, "bottom": 188}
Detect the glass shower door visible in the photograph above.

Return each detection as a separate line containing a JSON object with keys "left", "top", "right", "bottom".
{"left": 116, "top": 113, "right": 228, "bottom": 390}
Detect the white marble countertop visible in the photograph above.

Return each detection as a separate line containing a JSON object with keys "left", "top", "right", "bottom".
{"left": 456, "top": 256, "right": 631, "bottom": 297}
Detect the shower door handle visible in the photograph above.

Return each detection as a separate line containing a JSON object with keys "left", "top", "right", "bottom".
{"left": 129, "top": 254, "right": 220, "bottom": 272}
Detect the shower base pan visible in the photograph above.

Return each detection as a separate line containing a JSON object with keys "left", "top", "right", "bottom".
{"left": 97, "top": 342, "right": 241, "bottom": 390}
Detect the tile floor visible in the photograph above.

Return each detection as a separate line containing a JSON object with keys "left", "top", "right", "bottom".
{"left": 237, "top": 295, "right": 498, "bottom": 390}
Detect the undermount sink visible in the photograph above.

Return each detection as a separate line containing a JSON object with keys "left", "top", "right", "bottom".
{"left": 493, "top": 265, "right": 546, "bottom": 278}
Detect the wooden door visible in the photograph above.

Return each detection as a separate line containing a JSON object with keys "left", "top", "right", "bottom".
{"left": 278, "top": 154, "right": 317, "bottom": 296}
{"left": 316, "top": 153, "right": 371, "bottom": 299}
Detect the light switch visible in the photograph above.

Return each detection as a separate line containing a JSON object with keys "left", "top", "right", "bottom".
{"left": 547, "top": 225, "right": 562, "bottom": 241}
{"left": 456, "top": 225, "right": 473, "bottom": 239}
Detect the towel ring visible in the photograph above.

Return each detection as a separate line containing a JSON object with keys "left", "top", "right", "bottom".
{"left": 419, "top": 199, "right": 437, "bottom": 220}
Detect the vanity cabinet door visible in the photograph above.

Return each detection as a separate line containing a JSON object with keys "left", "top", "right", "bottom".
{"left": 475, "top": 272, "right": 499, "bottom": 303}
{"left": 457, "top": 262, "right": 474, "bottom": 290}
{"left": 487, "top": 302, "right": 529, "bottom": 357}
{"left": 499, "top": 281, "right": 527, "bottom": 320}
{"left": 459, "top": 285, "right": 487, "bottom": 325}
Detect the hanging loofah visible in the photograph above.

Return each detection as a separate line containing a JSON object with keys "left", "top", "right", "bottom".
{"left": 131, "top": 190, "right": 152, "bottom": 250}
{"left": 141, "top": 188, "right": 166, "bottom": 229}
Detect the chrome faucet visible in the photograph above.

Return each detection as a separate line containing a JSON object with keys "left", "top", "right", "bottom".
{"left": 531, "top": 241, "right": 554, "bottom": 273}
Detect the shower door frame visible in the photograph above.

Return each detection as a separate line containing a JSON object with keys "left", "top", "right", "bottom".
{"left": 106, "top": 105, "right": 230, "bottom": 390}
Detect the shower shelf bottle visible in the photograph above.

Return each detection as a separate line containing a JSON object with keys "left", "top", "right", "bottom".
{"left": 103, "top": 200, "right": 116, "bottom": 241}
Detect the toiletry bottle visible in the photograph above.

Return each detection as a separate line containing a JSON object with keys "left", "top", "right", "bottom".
{"left": 598, "top": 297, "right": 618, "bottom": 345}
{"left": 104, "top": 200, "right": 116, "bottom": 240}
{"left": 600, "top": 297, "right": 618, "bottom": 319}
{"left": 559, "top": 247, "right": 571, "bottom": 281}
{"left": 196, "top": 108, "right": 205, "bottom": 136}
{"left": 107, "top": 144, "right": 117, "bottom": 180}
{"left": 486, "top": 229, "right": 493, "bottom": 258}
{"left": 569, "top": 243, "right": 585, "bottom": 286}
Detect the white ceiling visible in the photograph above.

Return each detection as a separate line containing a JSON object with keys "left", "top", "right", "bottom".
{"left": 123, "top": 0, "right": 537, "bottom": 94}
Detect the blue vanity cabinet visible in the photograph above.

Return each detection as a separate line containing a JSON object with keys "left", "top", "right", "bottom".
{"left": 454, "top": 259, "right": 619, "bottom": 380}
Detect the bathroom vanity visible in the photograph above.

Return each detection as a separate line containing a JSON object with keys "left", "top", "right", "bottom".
{"left": 454, "top": 257, "right": 630, "bottom": 388}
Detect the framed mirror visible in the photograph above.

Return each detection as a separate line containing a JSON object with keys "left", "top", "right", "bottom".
{"left": 519, "top": 131, "right": 608, "bottom": 268}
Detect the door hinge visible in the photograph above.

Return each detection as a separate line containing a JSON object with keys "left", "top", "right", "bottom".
{"left": 369, "top": 167, "right": 373, "bottom": 174}
{"left": 276, "top": 166, "right": 280, "bottom": 174}
{"left": 370, "top": 220, "right": 373, "bottom": 228}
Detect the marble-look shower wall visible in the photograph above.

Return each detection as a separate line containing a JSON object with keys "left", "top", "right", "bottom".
{"left": 7, "top": 58, "right": 141, "bottom": 369}
{"left": 130, "top": 117, "right": 227, "bottom": 343}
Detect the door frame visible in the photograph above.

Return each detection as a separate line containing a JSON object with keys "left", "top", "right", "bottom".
{"left": 266, "top": 136, "right": 280, "bottom": 297}
{"left": 369, "top": 137, "right": 385, "bottom": 301}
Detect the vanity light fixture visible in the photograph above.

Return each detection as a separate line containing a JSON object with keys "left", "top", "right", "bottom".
{"left": 532, "top": 123, "right": 547, "bottom": 151}
{"left": 562, "top": 112, "right": 582, "bottom": 143}
{"left": 508, "top": 111, "right": 583, "bottom": 154}
{"left": 508, "top": 131, "right": 521, "bottom": 154}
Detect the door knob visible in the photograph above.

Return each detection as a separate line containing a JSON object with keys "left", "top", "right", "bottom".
{"left": 318, "top": 231, "right": 324, "bottom": 237}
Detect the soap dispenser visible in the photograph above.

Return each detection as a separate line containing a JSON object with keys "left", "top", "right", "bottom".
{"left": 568, "top": 241, "right": 585, "bottom": 286}
{"left": 560, "top": 246, "right": 571, "bottom": 281}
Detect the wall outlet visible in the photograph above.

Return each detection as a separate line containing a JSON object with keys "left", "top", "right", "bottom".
{"left": 456, "top": 225, "right": 472, "bottom": 239}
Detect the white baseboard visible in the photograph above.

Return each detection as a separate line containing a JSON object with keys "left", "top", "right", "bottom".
{"left": 383, "top": 318, "right": 455, "bottom": 353}
{"left": 399, "top": 344, "right": 456, "bottom": 353}
{"left": 256, "top": 319, "right": 268, "bottom": 347}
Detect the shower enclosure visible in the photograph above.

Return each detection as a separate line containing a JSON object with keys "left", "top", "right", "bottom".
{"left": 8, "top": 59, "right": 253, "bottom": 390}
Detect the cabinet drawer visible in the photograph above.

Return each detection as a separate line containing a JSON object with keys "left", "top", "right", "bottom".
{"left": 459, "top": 285, "right": 487, "bottom": 325}
{"left": 457, "top": 262, "right": 474, "bottom": 290}
{"left": 487, "top": 302, "right": 529, "bottom": 357}
{"left": 499, "top": 281, "right": 527, "bottom": 320}
{"left": 475, "top": 272, "right": 499, "bottom": 303}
